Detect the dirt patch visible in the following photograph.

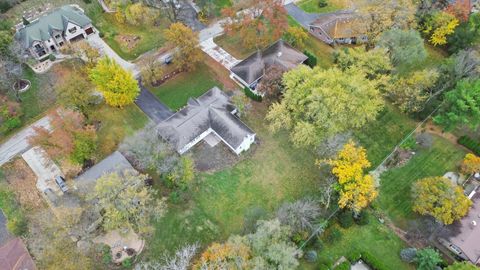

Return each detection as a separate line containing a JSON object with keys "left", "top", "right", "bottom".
{"left": 191, "top": 141, "right": 240, "bottom": 172}
{"left": 422, "top": 121, "right": 461, "bottom": 147}
{"left": 2, "top": 159, "right": 45, "bottom": 210}
{"left": 115, "top": 34, "right": 141, "bottom": 51}
{"left": 204, "top": 54, "right": 238, "bottom": 91}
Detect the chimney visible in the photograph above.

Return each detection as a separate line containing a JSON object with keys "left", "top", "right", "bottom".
{"left": 277, "top": 51, "right": 282, "bottom": 58}
{"left": 471, "top": 220, "right": 477, "bottom": 228}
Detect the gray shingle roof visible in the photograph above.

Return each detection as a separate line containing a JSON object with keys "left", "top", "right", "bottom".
{"left": 309, "top": 11, "right": 366, "bottom": 40}
{"left": 75, "top": 151, "right": 134, "bottom": 185}
{"left": 230, "top": 39, "right": 308, "bottom": 86}
{"left": 157, "top": 87, "right": 255, "bottom": 153}
{"left": 16, "top": 5, "right": 91, "bottom": 48}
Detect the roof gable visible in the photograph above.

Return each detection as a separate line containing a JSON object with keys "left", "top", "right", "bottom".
{"left": 309, "top": 12, "right": 366, "bottom": 39}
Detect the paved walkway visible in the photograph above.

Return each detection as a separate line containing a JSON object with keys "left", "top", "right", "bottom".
{"left": 135, "top": 85, "right": 173, "bottom": 123}
{"left": 0, "top": 116, "right": 51, "bottom": 167}
{"left": 200, "top": 38, "right": 240, "bottom": 69}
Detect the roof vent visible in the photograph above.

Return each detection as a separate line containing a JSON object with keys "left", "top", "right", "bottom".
{"left": 277, "top": 52, "right": 282, "bottom": 58}
{"left": 472, "top": 220, "right": 477, "bottom": 227}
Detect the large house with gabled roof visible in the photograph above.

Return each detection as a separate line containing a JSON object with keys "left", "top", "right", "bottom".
{"left": 15, "top": 5, "right": 95, "bottom": 60}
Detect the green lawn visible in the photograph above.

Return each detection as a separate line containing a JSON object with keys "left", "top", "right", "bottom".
{"left": 214, "top": 34, "right": 254, "bottom": 60}
{"left": 302, "top": 218, "right": 414, "bottom": 269}
{"left": 148, "top": 63, "right": 222, "bottom": 111}
{"left": 377, "top": 136, "right": 466, "bottom": 228}
{"left": 297, "top": 0, "right": 349, "bottom": 13}
{"left": 89, "top": 104, "right": 148, "bottom": 160}
{"left": 86, "top": 2, "right": 167, "bottom": 61}
{"left": 354, "top": 104, "right": 417, "bottom": 167}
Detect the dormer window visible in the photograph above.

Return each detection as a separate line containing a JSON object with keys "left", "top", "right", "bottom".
{"left": 55, "top": 34, "right": 61, "bottom": 39}
{"left": 34, "top": 44, "right": 42, "bottom": 49}
{"left": 68, "top": 27, "right": 77, "bottom": 34}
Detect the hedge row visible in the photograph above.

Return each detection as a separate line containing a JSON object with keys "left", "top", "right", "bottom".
{"left": 244, "top": 87, "right": 262, "bottom": 102}
{"left": 304, "top": 50, "right": 317, "bottom": 68}
{"left": 0, "top": 185, "right": 27, "bottom": 236}
{"left": 458, "top": 136, "right": 480, "bottom": 156}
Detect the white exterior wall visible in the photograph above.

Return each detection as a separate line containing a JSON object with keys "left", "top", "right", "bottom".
{"left": 178, "top": 128, "right": 256, "bottom": 155}
{"left": 64, "top": 21, "right": 86, "bottom": 41}
{"left": 233, "top": 133, "right": 256, "bottom": 154}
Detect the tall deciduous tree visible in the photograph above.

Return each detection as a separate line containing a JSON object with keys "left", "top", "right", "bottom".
{"left": 276, "top": 198, "right": 321, "bottom": 233}
{"left": 139, "top": 55, "right": 164, "bottom": 87}
{"left": 266, "top": 66, "right": 383, "bottom": 147}
{"left": 377, "top": 29, "right": 427, "bottom": 66}
{"left": 221, "top": 0, "right": 288, "bottom": 49}
{"left": 460, "top": 153, "right": 480, "bottom": 175}
{"left": 415, "top": 248, "right": 443, "bottom": 270}
{"left": 89, "top": 56, "right": 139, "bottom": 107}
{"left": 388, "top": 69, "right": 439, "bottom": 113}
{"left": 358, "top": 0, "right": 417, "bottom": 46}
{"left": 256, "top": 65, "right": 285, "bottom": 101}
{"left": 412, "top": 176, "right": 471, "bottom": 225}
{"left": 421, "top": 11, "right": 459, "bottom": 46}
{"left": 433, "top": 79, "right": 480, "bottom": 131}
{"left": 55, "top": 73, "right": 98, "bottom": 115}
{"left": 164, "top": 22, "right": 202, "bottom": 71}
{"left": 89, "top": 171, "right": 166, "bottom": 236}
{"left": 320, "top": 141, "right": 377, "bottom": 213}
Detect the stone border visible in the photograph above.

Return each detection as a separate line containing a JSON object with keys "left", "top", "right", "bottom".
{"left": 13, "top": 79, "right": 31, "bottom": 93}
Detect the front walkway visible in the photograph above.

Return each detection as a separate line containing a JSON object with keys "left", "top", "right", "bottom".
{"left": 200, "top": 38, "right": 240, "bottom": 69}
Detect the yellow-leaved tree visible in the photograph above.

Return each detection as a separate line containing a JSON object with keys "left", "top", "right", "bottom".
{"left": 89, "top": 56, "right": 139, "bottom": 107}
{"left": 422, "top": 11, "right": 459, "bottom": 46}
{"left": 460, "top": 153, "right": 480, "bottom": 175}
{"left": 164, "top": 22, "right": 202, "bottom": 71}
{"left": 412, "top": 176, "right": 471, "bottom": 225}
{"left": 320, "top": 141, "right": 377, "bottom": 213}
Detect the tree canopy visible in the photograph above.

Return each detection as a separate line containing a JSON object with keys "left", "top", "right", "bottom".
{"left": 412, "top": 176, "right": 471, "bottom": 225}
{"left": 266, "top": 65, "right": 383, "bottom": 147}
{"left": 377, "top": 29, "right": 427, "bottom": 66}
{"left": 89, "top": 56, "right": 139, "bottom": 107}
{"left": 433, "top": 79, "right": 480, "bottom": 131}
{"left": 421, "top": 11, "right": 459, "bottom": 46}
{"left": 445, "top": 261, "right": 480, "bottom": 270}
{"left": 321, "top": 141, "right": 378, "bottom": 213}
{"left": 164, "top": 22, "right": 202, "bottom": 71}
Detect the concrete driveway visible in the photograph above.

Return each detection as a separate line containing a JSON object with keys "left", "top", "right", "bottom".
{"left": 135, "top": 85, "right": 173, "bottom": 124}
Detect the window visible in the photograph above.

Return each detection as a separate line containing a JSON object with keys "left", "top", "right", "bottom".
{"left": 68, "top": 27, "right": 77, "bottom": 34}
{"left": 34, "top": 43, "right": 42, "bottom": 49}
{"left": 59, "top": 41, "right": 64, "bottom": 46}
{"left": 55, "top": 34, "right": 61, "bottom": 39}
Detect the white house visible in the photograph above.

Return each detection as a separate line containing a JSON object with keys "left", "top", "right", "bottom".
{"left": 15, "top": 5, "right": 95, "bottom": 60}
{"left": 157, "top": 87, "right": 256, "bottom": 155}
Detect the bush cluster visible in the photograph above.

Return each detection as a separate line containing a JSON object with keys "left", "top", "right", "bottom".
{"left": 303, "top": 51, "right": 317, "bottom": 68}
{"left": 335, "top": 261, "right": 351, "bottom": 270}
{"left": 0, "top": 185, "right": 27, "bottom": 236}
{"left": 337, "top": 211, "right": 354, "bottom": 228}
{"left": 458, "top": 136, "right": 480, "bottom": 156}
{"left": 244, "top": 87, "right": 262, "bottom": 102}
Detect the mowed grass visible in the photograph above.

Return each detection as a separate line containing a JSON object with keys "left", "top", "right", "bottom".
{"left": 377, "top": 136, "right": 466, "bottom": 228}
{"left": 297, "top": 0, "right": 350, "bottom": 13}
{"left": 87, "top": 3, "right": 167, "bottom": 60}
{"left": 89, "top": 104, "right": 148, "bottom": 160}
{"left": 149, "top": 63, "right": 222, "bottom": 111}
{"left": 146, "top": 104, "right": 320, "bottom": 256}
{"left": 214, "top": 34, "right": 255, "bottom": 59}
{"left": 354, "top": 104, "right": 417, "bottom": 167}
{"left": 302, "top": 218, "right": 414, "bottom": 269}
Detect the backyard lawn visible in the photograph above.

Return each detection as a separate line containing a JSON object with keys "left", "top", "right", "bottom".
{"left": 377, "top": 135, "right": 466, "bottom": 228}
{"left": 297, "top": 0, "right": 350, "bottom": 13}
{"left": 148, "top": 63, "right": 223, "bottom": 111}
{"left": 86, "top": 2, "right": 167, "bottom": 61}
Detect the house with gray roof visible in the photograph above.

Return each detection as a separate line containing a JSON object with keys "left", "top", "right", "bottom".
{"left": 308, "top": 11, "right": 367, "bottom": 45}
{"left": 437, "top": 187, "right": 480, "bottom": 265}
{"left": 157, "top": 87, "right": 255, "bottom": 155}
{"left": 229, "top": 39, "right": 308, "bottom": 90}
{"left": 15, "top": 5, "right": 95, "bottom": 60}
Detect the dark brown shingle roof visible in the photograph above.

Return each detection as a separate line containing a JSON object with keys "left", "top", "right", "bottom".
{"left": 0, "top": 238, "right": 36, "bottom": 270}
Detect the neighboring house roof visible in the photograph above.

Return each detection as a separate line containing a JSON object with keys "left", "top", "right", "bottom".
{"left": 157, "top": 87, "right": 255, "bottom": 153}
{"left": 309, "top": 11, "right": 366, "bottom": 40}
{"left": 230, "top": 39, "right": 308, "bottom": 86}
{"left": 75, "top": 151, "right": 134, "bottom": 184}
{"left": 438, "top": 190, "right": 480, "bottom": 264}
{"left": 0, "top": 211, "right": 13, "bottom": 247}
{"left": 16, "top": 5, "right": 91, "bottom": 48}
{"left": 0, "top": 238, "right": 36, "bottom": 270}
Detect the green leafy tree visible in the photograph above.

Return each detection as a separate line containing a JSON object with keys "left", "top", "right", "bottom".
{"left": 447, "top": 13, "right": 480, "bottom": 53}
{"left": 415, "top": 248, "right": 442, "bottom": 270}
{"left": 283, "top": 26, "right": 308, "bottom": 49}
{"left": 89, "top": 171, "right": 166, "bottom": 235}
{"left": 445, "top": 261, "right": 480, "bottom": 270}
{"left": 266, "top": 65, "right": 383, "bottom": 147}
{"left": 89, "top": 56, "right": 139, "bottom": 107}
{"left": 71, "top": 127, "right": 97, "bottom": 165}
{"left": 55, "top": 73, "right": 99, "bottom": 115}
{"left": 377, "top": 29, "right": 427, "bottom": 66}
{"left": 164, "top": 23, "right": 202, "bottom": 71}
{"left": 433, "top": 79, "right": 480, "bottom": 131}
{"left": 0, "top": 30, "right": 12, "bottom": 56}
{"left": 412, "top": 176, "right": 472, "bottom": 225}
{"left": 421, "top": 11, "right": 459, "bottom": 46}
{"left": 388, "top": 69, "right": 439, "bottom": 113}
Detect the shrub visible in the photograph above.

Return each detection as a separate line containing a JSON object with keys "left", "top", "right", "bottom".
{"left": 354, "top": 211, "right": 370, "bottom": 226}
{"left": 101, "top": 245, "right": 112, "bottom": 265}
{"left": 400, "top": 248, "right": 417, "bottom": 263}
{"left": 318, "top": 0, "right": 328, "bottom": 8}
{"left": 458, "top": 136, "right": 480, "bottom": 156}
{"left": 244, "top": 87, "right": 262, "bottom": 102}
{"left": 48, "top": 54, "right": 56, "bottom": 61}
{"left": 305, "top": 250, "right": 318, "bottom": 263}
{"left": 318, "top": 263, "right": 331, "bottom": 270}
{"left": 122, "top": 257, "right": 132, "bottom": 268}
{"left": 2, "top": 117, "right": 21, "bottom": 132}
{"left": 99, "top": 32, "right": 105, "bottom": 38}
{"left": 0, "top": 185, "right": 27, "bottom": 236}
{"left": 337, "top": 210, "right": 354, "bottom": 228}
{"left": 70, "top": 131, "right": 97, "bottom": 165}
{"left": 6, "top": 215, "right": 27, "bottom": 236}
{"left": 83, "top": 0, "right": 92, "bottom": 3}
{"left": 304, "top": 50, "right": 317, "bottom": 68}
{"left": 347, "top": 250, "right": 362, "bottom": 262}
{"left": 335, "top": 261, "right": 351, "bottom": 270}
